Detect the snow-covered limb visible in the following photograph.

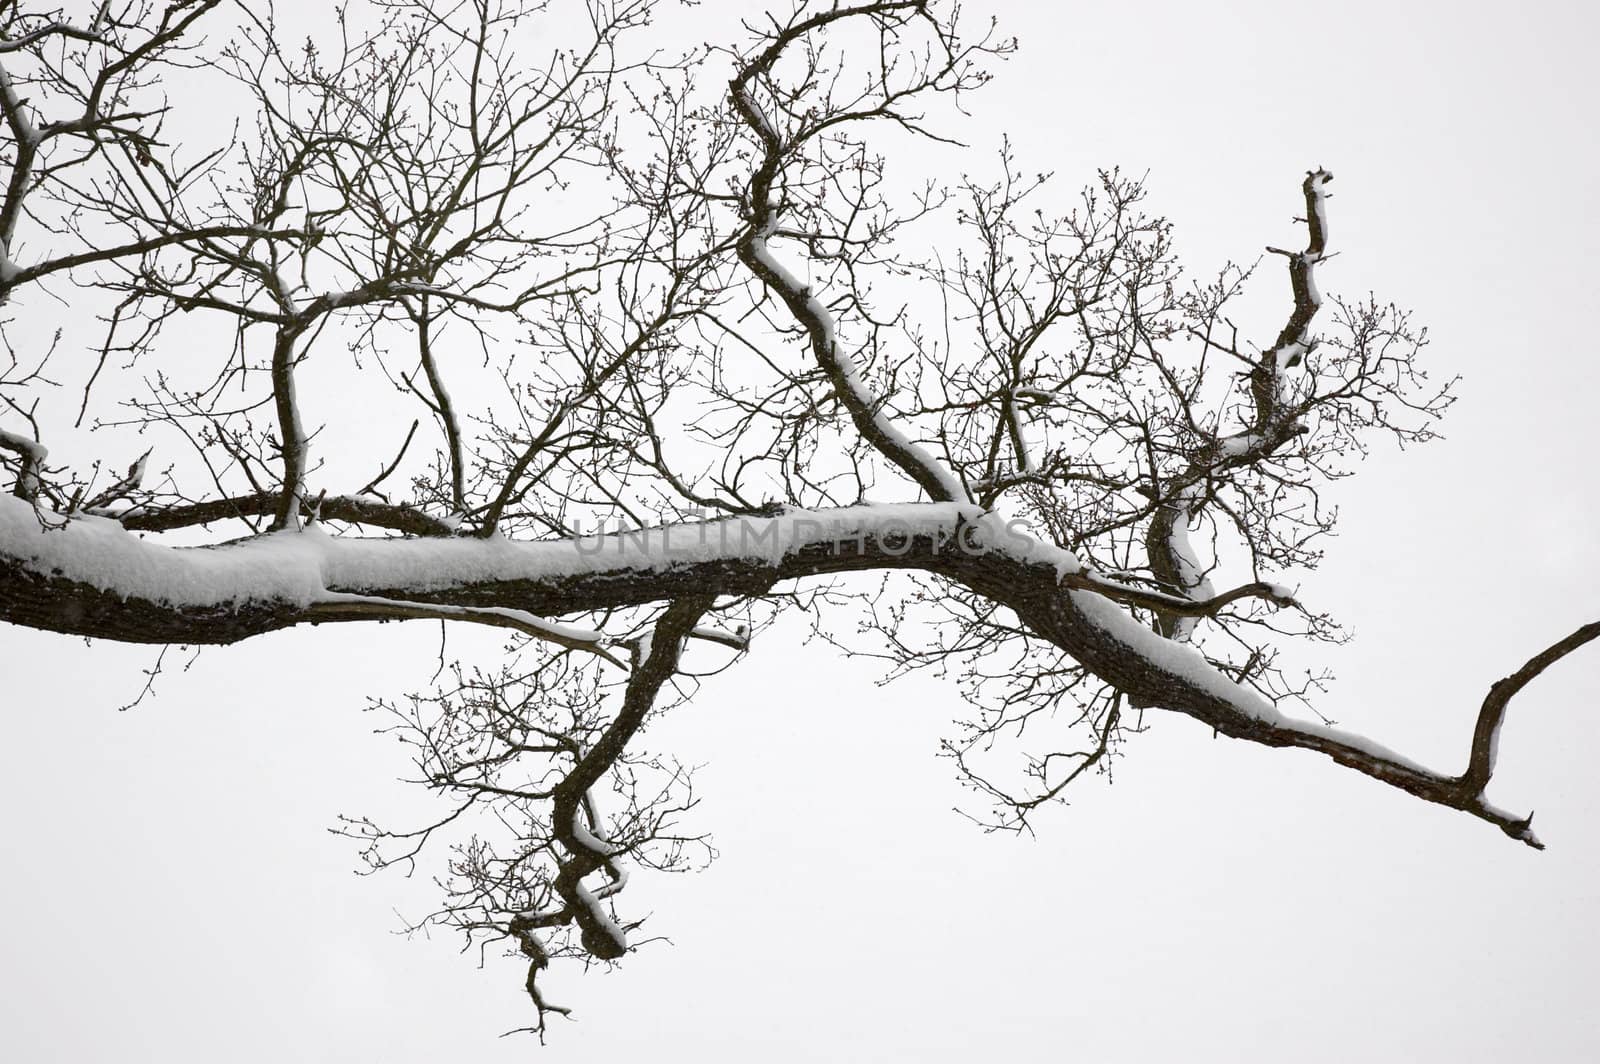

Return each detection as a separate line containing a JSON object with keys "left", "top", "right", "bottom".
{"left": 545, "top": 597, "right": 711, "bottom": 961}
{"left": 78, "top": 450, "right": 149, "bottom": 512}
{"left": 0, "top": 52, "right": 40, "bottom": 290}
{"left": 1145, "top": 171, "right": 1333, "bottom": 640}
{"left": 0, "top": 53, "right": 41, "bottom": 153}
{"left": 736, "top": 193, "right": 966, "bottom": 502}
{"left": 0, "top": 0, "right": 1567, "bottom": 1041}
{"left": 0, "top": 0, "right": 1533, "bottom": 1044}
{"left": 496, "top": 601, "right": 709, "bottom": 1025}
{"left": 1144, "top": 483, "right": 1215, "bottom": 641}
{"left": 1044, "top": 583, "right": 1567, "bottom": 848}
{"left": 729, "top": 6, "right": 968, "bottom": 505}
{"left": 688, "top": 621, "right": 751, "bottom": 651}
{"left": 0, "top": 426, "right": 47, "bottom": 499}
{"left": 0, "top": 43, "right": 35, "bottom": 294}
{"left": 1256, "top": 168, "right": 1332, "bottom": 413}
{"left": 0, "top": 488, "right": 1569, "bottom": 846}
{"left": 0, "top": 494, "right": 987, "bottom": 626}
{"left": 1013, "top": 385, "right": 1069, "bottom": 406}
{"left": 573, "top": 792, "right": 627, "bottom": 872}
{"left": 1003, "top": 393, "right": 1038, "bottom": 475}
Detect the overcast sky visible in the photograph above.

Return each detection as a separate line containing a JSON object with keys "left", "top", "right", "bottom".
{"left": 4, "top": 0, "right": 1599, "bottom": 1060}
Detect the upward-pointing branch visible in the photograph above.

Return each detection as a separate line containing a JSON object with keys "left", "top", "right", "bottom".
{"left": 1145, "top": 170, "right": 1333, "bottom": 638}
{"left": 269, "top": 323, "right": 310, "bottom": 530}
{"left": 1460, "top": 620, "right": 1600, "bottom": 797}
{"left": 728, "top": 3, "right": 966, "bottom": 503}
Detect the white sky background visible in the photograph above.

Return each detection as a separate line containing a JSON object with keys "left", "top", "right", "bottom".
{"left": 3, "top": 0, "right": 1599, "bottom": 1060}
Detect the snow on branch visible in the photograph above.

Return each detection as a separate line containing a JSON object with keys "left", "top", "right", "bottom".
{"left": 501, "top": 596, "right": 711, "bottom": 1023}
{"left": 729, "top": 2, "right": 968, "bottom": 504}
{"left": 0, "top": 425, "right": 47, "bottom": 499}
{"left": 1145, "top": 170, "right": 1334, "bottom": 640}
{"left": 1253, "top": 168, "right": 1333, "bottom": 420}
{"left": 1, "top": 486, "right": 1574, "bottom": 846}
{"left": 0, "top": 494, "right": 983, "bottom": 621}
{"left": 0, "top": 0, "right": 1584, "bottom": 1040}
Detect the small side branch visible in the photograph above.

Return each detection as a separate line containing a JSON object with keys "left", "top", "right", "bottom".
{"left": 410, "top": 299, "right": 466, "bottom": 514}
{"left": 115, "top": 492, "right": 456, "bottom": 536}
{"left": 307, "top": 593, "right": 625, "bottom": 666}
{"left": 1071, "top": 571, "right": 1295, "bottom": 617}
{"left": 688, "top": 622, "right": 751, "bottom": 651}
{"left": 269, "top": 325, "right": 309, "bottom": 530}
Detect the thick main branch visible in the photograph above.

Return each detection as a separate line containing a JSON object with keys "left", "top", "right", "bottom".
{"left": 0, "top": 492, "right": 1577, "bottom": 846}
